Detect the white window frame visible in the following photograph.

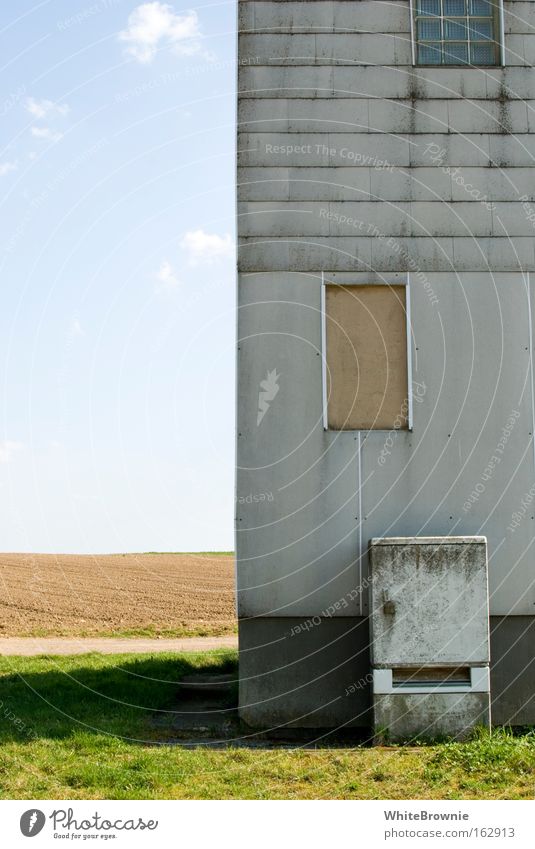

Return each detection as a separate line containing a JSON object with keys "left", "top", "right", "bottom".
{"left": 409, "top": 0, "right": 505, "bottom": 67}
{"left": 320, "top": 273, "right": 414, "bottom": 433}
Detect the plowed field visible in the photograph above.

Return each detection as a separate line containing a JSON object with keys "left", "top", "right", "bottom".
{"left": 0, "top": 553, "right": 236, "bottom": 638}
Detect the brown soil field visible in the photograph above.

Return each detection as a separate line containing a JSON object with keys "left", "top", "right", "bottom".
{"left": 0, "top": 553, "right": 236, "bottom": 638}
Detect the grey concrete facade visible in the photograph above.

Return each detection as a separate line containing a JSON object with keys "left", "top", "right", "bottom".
{"left": 238, "top": 617, "right": 371, "bottom": 728}
{"left": 238, "top": 616, "right": 534, "bottom": 728}
{"left": 236, "top": 0, "right": 535, "bottom": 728}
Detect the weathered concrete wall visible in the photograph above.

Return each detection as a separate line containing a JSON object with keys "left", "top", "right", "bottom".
{"left": 238, "top": 0, "right": 535, "bottom": 273}
{"left": 490, "top": 616, "right": 535, "bottom": 725}
{"left": 238, "top": 616, "right": 533, "bottom": 728}
{"left": 237, "top": 271, "right": 535, "bottom": 618}
{"left": 236, "top": 0, "right": 535, "bottom": 726}
{"left": 238, "top": 617, "right": 371, "bottom": 728}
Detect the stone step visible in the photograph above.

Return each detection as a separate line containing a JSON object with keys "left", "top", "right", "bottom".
{"left": 177, "top": 673, "right": 236, "bottom": 697}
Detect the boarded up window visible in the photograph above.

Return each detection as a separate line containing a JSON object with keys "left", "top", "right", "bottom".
{"left": 325, "top": 284, "right": 408, "bottom": 430}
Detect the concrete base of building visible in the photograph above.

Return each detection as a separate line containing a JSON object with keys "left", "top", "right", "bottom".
{"left": 238, "top": 616, "right": 371, "bottom": 729}
{"left": 238, "top": 616, "right": 535, "bottom": 729}
{"left": 490, "top": 616, "right": 535, "bottom": 725}
{"left": 372, "top": 692, "right": 491, "bottom": 743}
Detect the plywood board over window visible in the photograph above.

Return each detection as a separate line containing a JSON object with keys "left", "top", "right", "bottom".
{"left": 325, "top": 284, "right": 409, "bottom": 430}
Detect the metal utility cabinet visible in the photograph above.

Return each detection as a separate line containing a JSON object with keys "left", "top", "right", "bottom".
{"left": 236, "top": 0, "right": 535, "bottom": 729}
{"left": 369, "top": 537, "right": 491, "bottom": 741}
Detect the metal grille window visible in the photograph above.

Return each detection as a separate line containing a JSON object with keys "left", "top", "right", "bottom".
{"left": 414, "top": 0, "right": 501, "bottom": 65}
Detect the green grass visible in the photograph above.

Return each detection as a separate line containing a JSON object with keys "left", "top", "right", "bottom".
{"left": 141, "top": 551, "right": 234, "bottom": 556}
{"left": 15, "top": 624, "right": 238, "bottom": 639}
{"left": 0, "top": 652, "right": 533, "bottom": 799}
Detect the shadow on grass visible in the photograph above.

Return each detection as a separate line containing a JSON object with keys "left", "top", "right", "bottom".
{"left": 0, "top": 651, "right": 237, "bottom": 744}
{"left": 2, "top": 654, "right": 533, "bottom": 768}
{"left": 0, "top": 651, "right": 371, "bottom": 749}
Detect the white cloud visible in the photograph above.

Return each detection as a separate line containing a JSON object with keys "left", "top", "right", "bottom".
{"left": 119, "top": 2, "right": 205, "bottom": 64}
{"left": 31, "top": 127, "right": 63, "bottom": 142}
{"left": 0, "top": 441, "right": 23, "bottom": 464}
{"left": 154, "top": 260, "right": 180, "bottom": 292}
{"left": 0, "top": 161, "right": 17, "bottom": 177}
{"left": 26, "top": 98, "right": 69, "bottom": 119}
{"left": 180, "top": 230, "right": 234, "bottom": 265}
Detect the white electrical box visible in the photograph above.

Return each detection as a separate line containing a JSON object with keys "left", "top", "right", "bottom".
{"left": 369, "top": 536, "right": 491, "bottom": 741}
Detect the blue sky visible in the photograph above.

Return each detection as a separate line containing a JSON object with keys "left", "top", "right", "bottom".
{"left": 0, "top": 1, "right": 236, "bottom": 553}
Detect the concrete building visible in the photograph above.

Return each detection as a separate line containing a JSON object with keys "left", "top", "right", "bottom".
{"left": 236, "top": 0, "right": 535, "bottom": 729}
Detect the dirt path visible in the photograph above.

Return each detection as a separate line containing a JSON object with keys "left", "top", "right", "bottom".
{"left": 0, "top": 635, "right": 238, "bottom": 656}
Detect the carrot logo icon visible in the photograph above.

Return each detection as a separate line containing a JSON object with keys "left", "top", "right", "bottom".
{"left": 20, "top": 809, "right": 46, "bottom": 837}
{"left": 257, "top": 369, "right": 280, "bottom": 426}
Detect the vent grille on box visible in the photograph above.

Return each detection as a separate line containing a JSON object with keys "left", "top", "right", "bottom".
{"left": 392, "top": 667, "right": 471, "bottom": 688}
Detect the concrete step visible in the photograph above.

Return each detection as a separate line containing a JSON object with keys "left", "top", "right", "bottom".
{"left": 177, "top": 673, "right": 236, "bottom": 697}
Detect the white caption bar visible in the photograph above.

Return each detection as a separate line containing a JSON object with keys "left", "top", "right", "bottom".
{"left": 1, "top": 800, "right": 534, "bottom": 848}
